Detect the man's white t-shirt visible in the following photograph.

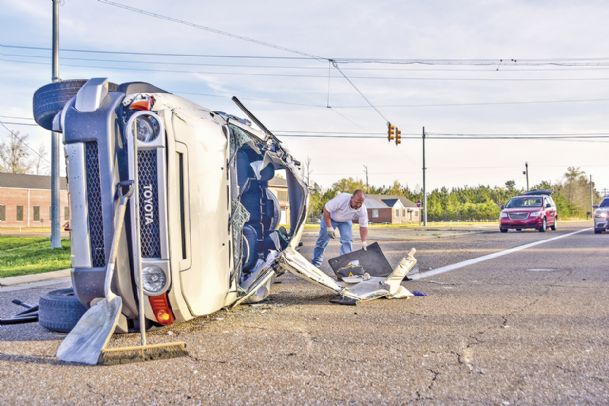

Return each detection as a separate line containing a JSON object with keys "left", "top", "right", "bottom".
{"left": 325, "top": 193, "right": 369, "bottom": 227}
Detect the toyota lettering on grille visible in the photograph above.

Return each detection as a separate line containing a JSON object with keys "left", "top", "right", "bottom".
{"left": 142, "top": 184, "right": 155, "bottom": 225}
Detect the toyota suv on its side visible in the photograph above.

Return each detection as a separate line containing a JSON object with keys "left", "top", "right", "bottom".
{"left": 32, "top": 78, "right": 417, "bottom": 338}
{"left": 593, "top": 196, "right": 609, "bottom": 234}
{"left": 499, "top": 190, "right": 557, "bottom": 233}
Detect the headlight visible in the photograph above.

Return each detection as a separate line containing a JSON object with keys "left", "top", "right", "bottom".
{"left": 595, "top": 211, "right": 608, "bottom": 219}
{"left": 500, "top": 212, "right": 508, "bottom": 218}
{"left": 529, "top": 211, "right": 542, "bottom": 217}
{"left": 135, "top": 114, "right": 161, "bottom": 143}
{"left": 142, "top": 265, "right": 167, "bottom": 293}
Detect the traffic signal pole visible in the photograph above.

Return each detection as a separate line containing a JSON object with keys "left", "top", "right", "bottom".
{"left": 50, "top": 0, "right": 61, "bottom": 248}
{"left": 422, "top": 126, "right": 427, "bottom": 226}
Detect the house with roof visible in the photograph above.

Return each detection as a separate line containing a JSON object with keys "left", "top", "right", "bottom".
{"left": 364, "top": 194, "right": 420, "bottom": 224}
{"left": 267, "top": 176, "right": 290, "bottom": 224}
{"left": 0, "top": 172, "right": 69, "bottom": 228}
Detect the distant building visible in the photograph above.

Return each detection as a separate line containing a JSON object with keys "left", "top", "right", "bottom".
{"left": 0, "top": 173, "right": 69, "bottom": 227}
{"left": 364, "top": 194, "right": 420, "bottom": 224}
{"left": 267, "top": 176, "right": 290, "bottom": 225}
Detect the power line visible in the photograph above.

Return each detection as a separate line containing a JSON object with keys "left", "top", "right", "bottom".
{"left": 330, "top": 61, "right": 388, "bottom": 122}
{"left": 0, "top": 115, "right": 35, "bottom": 121}
{"left": 332, "top": 97, "right": 609, "bottom": 109}
{"left": 0, "top": 120, "right": 51, "bottom": 164}
{"left": 428, "top": 132, "right": 609, "bottom": 136}
{"left": 92, "top": 2, "right": 390, "bottom": 123}
{"left": 5, "top": 42, "right": 609, "bottom": 67}
{"left": 273, "top": 131, "right": 609, "bottom": 140}
{"left": 96, "top": 0, "right": 325, "bottom": 61}
{"left": 0, "top": 121, "right": 38, "bottom": 127}
{"left": 0, "top": 43, "right": 312, "bottom": 60}
{"left": 8, "top": 56, "right": 609, "bottom": 83}
{"left": 9, "top": 51, "right": 609, "bottom": 72}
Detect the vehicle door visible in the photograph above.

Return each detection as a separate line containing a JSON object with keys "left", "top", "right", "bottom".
{"left": 544, "top": 197, "right": 556, "bottom": 223}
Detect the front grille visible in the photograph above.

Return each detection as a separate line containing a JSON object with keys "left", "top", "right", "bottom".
{"left": 85, "top": 142, "right": 105, "bottom": 267}
{"left": 138, "top": 149, "right": 161, "bottom": 258}
{"left": 508, "top": 212, "right": 529, "bottom": 220}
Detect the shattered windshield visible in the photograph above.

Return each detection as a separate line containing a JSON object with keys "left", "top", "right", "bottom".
{"left": 506, "top": 197, "right": 543, "bottom": 208}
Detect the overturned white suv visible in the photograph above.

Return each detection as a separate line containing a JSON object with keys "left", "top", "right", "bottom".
{"left": 33, "top": 78, "right": 415, "bottom": 336}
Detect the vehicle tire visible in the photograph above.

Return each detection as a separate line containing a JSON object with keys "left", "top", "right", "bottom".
{"left": 500, "top": 228, "right": 508, "bottom": 233}
{"left": 33, "top": 80, "right": 88, "bottom": 130}
{"left": 550, "top": 218, "right": 557, "bottom": 231}
{"left": 594, "top": 229, "right": 602, "bottom": 234}
{"left": 538, "top": 218, "right": 547, "bottom": 232}
{"left": 39, "top": 288, "right": 87, "bottom": 333}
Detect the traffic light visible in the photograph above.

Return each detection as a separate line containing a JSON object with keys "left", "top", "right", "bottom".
{"left": 387, "top": 122, "right": 396, "bottom": 142}
{"left": 395, "top": 128, "right": 402, "bottom": 145}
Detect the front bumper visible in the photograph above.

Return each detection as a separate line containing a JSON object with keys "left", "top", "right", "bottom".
{"left": 500, "top": 217, "right": 543, "bottom": 229}
{"left": 594, "top": 219, "right": 608, "bottom": 231}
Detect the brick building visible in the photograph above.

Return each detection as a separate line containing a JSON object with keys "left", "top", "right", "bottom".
{"left": 365, "top": 194, "right": 420, "bottom": 224}
{"left": 0, "top": 173, "right": 69, "bottom": 228}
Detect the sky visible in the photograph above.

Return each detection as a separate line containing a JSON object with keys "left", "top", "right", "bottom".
{"left": 1, "top": 0, "right": 609, "bottom": 193}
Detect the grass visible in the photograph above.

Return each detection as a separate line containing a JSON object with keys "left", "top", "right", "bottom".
{"left": 0, "top": 236, "right": 71, "bottom": 278}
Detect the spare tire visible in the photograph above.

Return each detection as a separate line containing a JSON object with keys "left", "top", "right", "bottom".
{"left": 33, "top": 80, "right": 87, "bottom": 131}
{"left": 39, "top": 288, "right": 87, "bottom": 333}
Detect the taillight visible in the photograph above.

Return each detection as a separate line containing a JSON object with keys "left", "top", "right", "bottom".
{"left": 148, "top": 293, "right": 175, "bottom": 325}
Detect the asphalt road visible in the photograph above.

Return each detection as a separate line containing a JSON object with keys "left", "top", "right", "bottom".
{"left": 1, "top": 221, "right": 608, "bottom": 404}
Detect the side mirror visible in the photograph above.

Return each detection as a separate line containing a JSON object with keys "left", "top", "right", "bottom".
{"left": 546, "top": 203, "right": 551, "bottom": 208}
{"left": 500, "top": 204, "right": 505, "bottom": 210}
{"left": 593, "top": 205, "right": 599, "bottom": 209}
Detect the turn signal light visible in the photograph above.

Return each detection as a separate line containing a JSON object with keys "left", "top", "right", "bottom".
{"left": 130, "top": 95, "right": 156, "bottom": 111}
{"left": 148, "top": 293, "right": 175, "bottom": 325}
{"left": 156, "top": 310, "right": 172, "bottom": 323}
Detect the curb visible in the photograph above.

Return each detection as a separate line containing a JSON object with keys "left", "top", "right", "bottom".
{"left": 0, "top": 268, "right": 71, "bottom": 287}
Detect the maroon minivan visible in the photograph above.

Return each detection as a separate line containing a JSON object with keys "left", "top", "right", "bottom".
{"left": 499, "top": 190, "right": 557, "bottom": 233}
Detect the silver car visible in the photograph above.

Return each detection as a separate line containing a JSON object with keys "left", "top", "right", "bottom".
{"left": 593, "top": 196, "right": 609, "bottom": 234}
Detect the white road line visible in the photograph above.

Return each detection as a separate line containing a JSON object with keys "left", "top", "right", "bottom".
{"left": 409, "top": 228, "right": 591, "bottom": 280}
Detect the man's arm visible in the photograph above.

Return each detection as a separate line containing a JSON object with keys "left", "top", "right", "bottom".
{"left": 323, "top": 208, "right": 332, "bottom": 227}
{"left": 359, "top": 226, "right": 368, "bottom": 242}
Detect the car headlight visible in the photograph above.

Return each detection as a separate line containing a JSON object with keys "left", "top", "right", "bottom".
{"left": 135, "top": 114, "right": 161, "bottom": 143}
{"left": 500, "top": 212, "right": 508, "bottom": 218}
{"left": 595, "top": 211, "right": 608, "bottom": 219}
{"left": 142, "top": 265, "right": 167, "bottom": 293}
{"left": 529, "top": 211, "right": 542, "bottom": 217}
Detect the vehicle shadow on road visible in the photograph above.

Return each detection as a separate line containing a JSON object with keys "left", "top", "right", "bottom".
{"left": 0, "top": 352, "right": 61, "bottom": 366}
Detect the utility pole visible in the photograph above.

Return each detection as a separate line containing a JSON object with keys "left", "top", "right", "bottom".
{"left": 363, "top": 165, "right": 369, "bottom": 193}
{"left": 422, "top": 126, "right": 427, "bottom": 226}
{"left": 50, "top": 0, "right": 61, "bottom": 248}
{"left": 522, "top": 162, "right": 529, "bottom": 191}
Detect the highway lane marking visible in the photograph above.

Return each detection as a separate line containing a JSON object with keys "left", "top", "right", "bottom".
{"left": 409, "top": 228, "right": 591, "bottom": 280}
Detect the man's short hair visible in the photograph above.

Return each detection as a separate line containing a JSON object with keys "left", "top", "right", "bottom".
{"left": 352, "top": 189, "right": 364, "bottom": 198}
